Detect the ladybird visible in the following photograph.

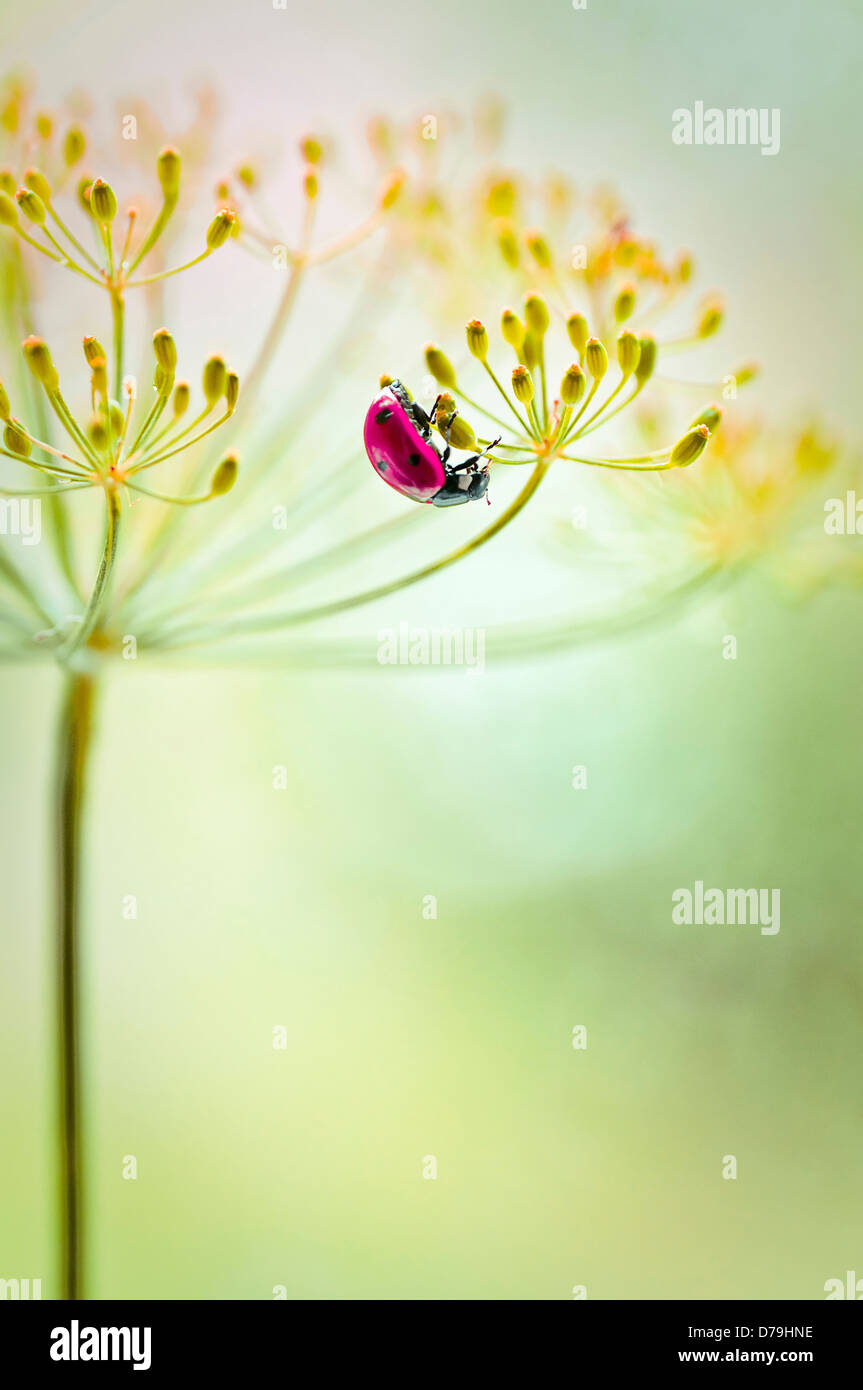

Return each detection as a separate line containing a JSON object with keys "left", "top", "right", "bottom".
{"left": 364, "top": 380, "right": 497, "bottom": 506}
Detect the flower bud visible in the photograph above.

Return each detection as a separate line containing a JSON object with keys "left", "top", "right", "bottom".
{"left": 300, "top": 135, "right": 323, "bottom": 165}
{"left": 24, "top": 168, "right": 51, "bottom": 205}
{"left": 4, "top": 419, "right": 32, "bottom": 457}
{"left": 152, "top": 329, "right": 177, "bottom": 373}
{"left": 466, "top": 319, "right": 489, "bottom": 362}
{"left": 525, "top": 228, "right": 552, "bottom": 269}
{"left": 522, "top": 332, "right": 539, "bottom": 371}
{"left": 634, "top": 334, "right": 657, "bottom": 386}
{"left": 584, "top": 337, "right": 608, "bottom": 381}
{"left": 211, "top": 453, "right": 238, "bottom": 496}
{"left": 676, "top": 251, "right": 693, "bottom": 284}
{"left": 202, "top": 355, "right": 228, "bottom": 404}
{"left": 379, "top": 374, "right": 394, "bottom": 389}
{"left": 511, "top": 365, "right": 534, "bottom": 405}
{"left": 380, "top": 169, "right": 405, "bottom": 210}
{"left": 303, "top": 169, "right": 318, "bottom": 201}
{"left": 157, "top": 147, "right": 181, "bottom": 200}
{"left": 670, "top": 424, "right": 710, "bottom": 467}
{"left": 225, "top": 371, "right": 240, "bottom": 414}
{"left": 35, "top": 112, "right": 52, "bottom": 140}
{"left": 560, "top": 363, "right": 586, "bottom": 407}
{"left": 172, "top": 381, "right": 190, "bottom": 418}
{"left": 697, "top": 298, "right": 723, "bottom": 339}
{"left": 16, "top": 187, "right": 46, "bottom": 225}
{"left": 77, "top": 177, "right": 93, "bottom": 214}
{"left": 63, "top": 126, "right": 86, "bottom": 167}
{"left": 90, "top": 178, "right": 117, "bottom": 223}
{"left": 22, "top": 336, "right": 59, "bottom": 391}
{"left": 83, "top": 336, "right": 107, "bottom": 367}
{"left": 0, "top": 192, "right": 17, "bottom": 226}
{"left": 616, "top": 330, "right": 641, "bottom": 378}
{"left": 424, "top": 344, "right": 456, "bottom": 389}
{"left": 90, "top": 356, "right": 108, "bottom": 397}
{"left": 613, "top": 282, "right": 636, "bottom": 323}
{"left": 206, "top": 208, "right": 235, "bottom": 250}
{"left": 0, "top": 168, "right": 16, "bottom": 197}
{"left": 87, "top": 412, "right": 109, "bottom": 450}
{"left": 524, "top": 292, "right": 549, "bottom": 338}
{"left": 500, "top": 308, "right": 525, "bottom": 351}
{"left": 109, "top": 400, "right": 125, "bottom": 435}
{"left": 496, "top": 221, "right": 520, "bottom": 269}
{"left": 443, "top": 415, "right": 476, "bottom": 450}
{"left": 486, "top": 178, "right": 516, "bottom": 219}
{"left": 732, "top": 361, "right": 759, "bottom": 387}
{"left": 566, "top": 312, "right": 589, "bottom": 356}
{"left": 690, "top": 403, "right": 722, "bottom": 432}
{"left": 0, "top": 381, "right": 10, "bottom": 420}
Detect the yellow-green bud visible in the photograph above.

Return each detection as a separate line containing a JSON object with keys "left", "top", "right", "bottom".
{"left": 225, "top": 371, "right": 240, "bottom": 414}
{"left": 77, "top": 177, "right": 93, "bottom": 214}
{"left": 0, "top": 168, "right": 16, "bottom": 197}
{"left": 634, "top": 334, "right": 657, "bottom": 386}
{"left": 566, "top": 312, "right": 589, "bottom": 356}
{"left": 466, "top": 319, "right": 489, "bottom": 361}
{"left": 613, "top": 282, "right": 636, "bottom": 323}
{"left": 0, "top": 192, "right": 17, "bottom": 225}
{"left": 16, "top": 187, "right": 46, "bottom": 225}
{"left": 157, "top": 147, "right": 181, "bottom": 200}
{"left": 22, "top": 336, "right": 59, "bottom": 391}
{"left": 172, "top": 381, "right": 190, "bottom": 418}
{"left": 300, "top": 135, "right": 323, "bottom": 165}
{"left": 63, "top": 126, "right": 86, "bottom": 167}
{"left": 424, "top": 344, "right": 456, "bottom": 389}
{"left": 616, "top": 330, "right": 641, "bottom": 378}
{"left": 676, "top": 251, "right": 693, "bottom": 284}
{"left": 206, "top": 208, "right": 235, "bottom": 250}
{"left": 90, "top": 357, "right": 108, "bottom": 397}
{"left": 584, "top": 337, "right": 608, "bottom": 381}
{"left": 87, "top": 412, "right": 109, "bottom": 450}
{"left": 560, "top": 363, "right": 586, "bottom": 407}
{"left": 153, "top": 329, "right": 177, "bottom": 373}
{"left": 445, "top": 415, "right": 477, "bottom": 451}
{"left": 511, "top": 365, "right": 534, "bottom": 405}
{"left": 202, "top": 355, "right": 228, "bottom": 404}
{"left": 690, "top": 403, "right": 722, "bottom": 432}
{"left": 35, "top": 112, "right": 52, "bottom": 140}
{"left": 522, "top": 331, "right": 539, "bottom": 371}
{"left": 303, "top": 169, "right": 318, "bottom": 201}
{"left": 486, "top": 178, "right": 516, "bottom": 219}
{"left": 697, "top": 298, "right": 723, "bottom": 339}
{"left": 732, "top": 361, "right": 759, "bottom": 387}
{"left": 109, "top": 400, "right": 124, "bottom": 434}
{"left": 90, "top": 178, "right": 117, "bottom": 223}
{"left": 524, "top": 292, "right": 549, "bottom": 338}
{"left": 379, "top": 374, "right": 394, "bottom": 389}
{"left": 0, "top": 382, "right": 10, "bottom": 421}
{"left": 525, "top": 228, "right": 552, "bottom": 269}
{"left": 24, "top": 168, "right": 51, "bottom": 205}
{"left": 670, "top": 424, "right": 710, "bottom": 467}
{"left": 496, "top": 221, "right": 520, "bottom": 269}
{"left": 83, "top": 336, "right": 107, "bottom": 367}
{"left": 500, "top": 308, "right": 525, "bottom": 351}
{"left": 211, "top": 453, "right": 238, "bottom": 496}
{"left": 4, "top": 419, "right": 32, "bottom": 457}
{"left": 380, "top": 169, "right": 405, "bottom": 210}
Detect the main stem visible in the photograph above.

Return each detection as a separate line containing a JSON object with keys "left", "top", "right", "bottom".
{"left": 55, "top": 669, "right": 98, "bottom": 1300}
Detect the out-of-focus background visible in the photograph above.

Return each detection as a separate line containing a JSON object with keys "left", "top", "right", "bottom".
{"left": 1, "top": 0, "right": 862, "bottom": 1299}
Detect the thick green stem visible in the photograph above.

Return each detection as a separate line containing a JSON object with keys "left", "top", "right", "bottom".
{"left": 59, "top": 487, "right": 122, "bottom": 664}
{"left": 55, "top": 669, "right": 98, "bottom": 1300}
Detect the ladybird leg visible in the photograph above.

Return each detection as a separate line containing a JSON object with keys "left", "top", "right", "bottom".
{"left": 450, "top": 437, "right": 501, "bottom": 473}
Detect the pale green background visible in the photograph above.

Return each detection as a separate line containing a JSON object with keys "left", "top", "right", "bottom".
{"left": 1, "top": 0, "right": 861, "bottom": 1299}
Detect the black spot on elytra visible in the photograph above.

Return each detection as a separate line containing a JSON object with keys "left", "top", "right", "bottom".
{"left": 409, "top": 452, "right": 421, "bottom": 466}
{"left": 376, "top": 459, "right": 387, "bottom": 472}
{"left": 375, "top": 407, "right": 393, "bottom": 424}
